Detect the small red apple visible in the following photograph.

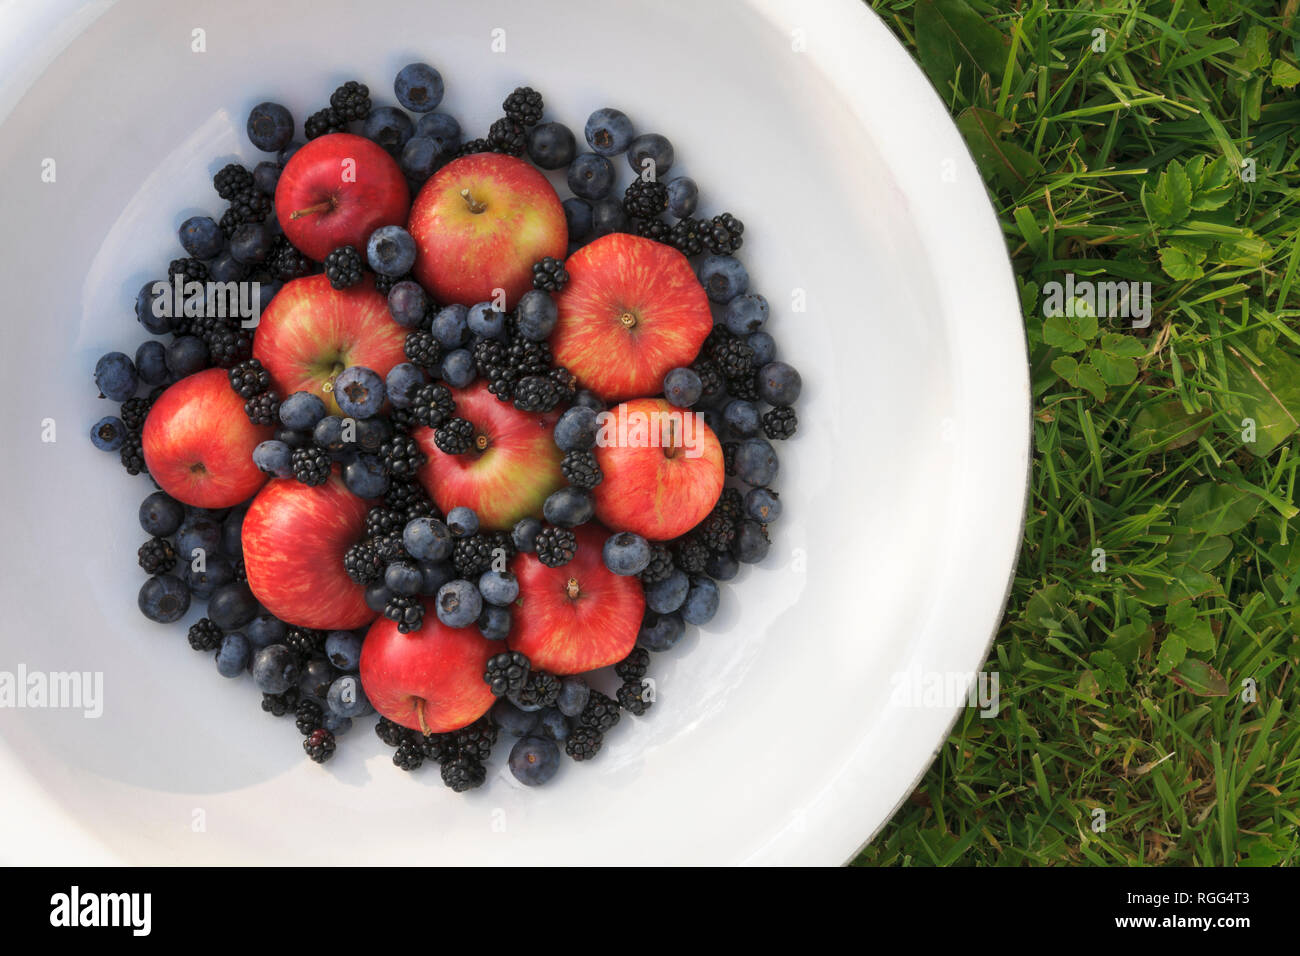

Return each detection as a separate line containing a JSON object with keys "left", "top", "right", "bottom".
{"left": 360, "top": 606, "right": 498, "bottom": 734}
{"left": 275, "top": 132, "right": 410, "bottom": 262}
{"left": 413, "top": 381, "right": 565, "bottom": 532}
{"left": 591, "top": 398, "right": 725, "bottom": 541}
{"left": 242, "top": 472, "right": 376, "bottom": 630}
{"left": 407, "top": 153, "right": 566, "bottom": 308}
{"left": 509, "top": 524, "right": 645, "bottom": 675}
{"left": 551, "top": 233, "right": 713, "bottom": 402}
{"left": 141, "top": 368, "right": 273, "bottom": 508}
{"left": 252, "top": 274, "right": 409, "bottom": 415}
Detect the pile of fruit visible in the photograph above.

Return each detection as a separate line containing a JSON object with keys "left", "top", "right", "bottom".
{"left": 89, "top": 63, "right": 801, "bottom": 791}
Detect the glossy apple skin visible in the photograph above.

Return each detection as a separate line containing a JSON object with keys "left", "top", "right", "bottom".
{"left": 509, "top": 524, "right": 645, "bottom": 674}
{"left": 360, "top": 605, "right": 498, "bottom": 734}
{"left": 141, "top": 368, "right": 273, "bottom": 508}
{"left": 413, "top": 381, "right": 565, "bottom": 531}
{"left": 408, "top": 153, "right": 566, "bottom": 308}
{"left": 242, "top": 472, "right": 376, "bottom": 630}
{"left": 275, "top": 132, "right": 410, "bottom": 262}
{"left": 551, "top": 234, "right": 713, "bottom": 402}
{"left": 591, "top": 398, "right": 725, "bottom": 541}
{"left": 252, "top": 274, "right": 409, "bottom": 416}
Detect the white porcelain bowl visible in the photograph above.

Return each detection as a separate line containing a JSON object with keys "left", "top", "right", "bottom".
{"left": 0, "top": 0, "right": 1028, "bottom": 865}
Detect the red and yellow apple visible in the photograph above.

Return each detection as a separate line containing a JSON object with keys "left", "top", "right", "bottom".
{"left": 141, "top": 367, "right": 273, "bottom": 508}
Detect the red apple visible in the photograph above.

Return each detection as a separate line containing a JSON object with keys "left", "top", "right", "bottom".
{"left": 509, "top": 524, "right": 645, "bottom": 674}
{"left": 407, "top": 153, "right": 566, "bottom": 308}
{"left": 242, "top": 472, "right": 376, "bottom": 630}
{"left": 551, "top": 233, "right": 713, "bottom": 402}
{"left": 360, "top": 606, "right": 497, "bottom": 734}
{"left": 274, "top": 132, "right": 410, "bottom": 262}
{"left": 141, "top": 368, "right": 273, "bottom": 508}
{"left": 591, "top": 398, "right": 725, "bottom": 541}
{"left": 413, "top": 381, "right": 565, "bottom": 532}
{"left": 252, "top": 274, "right": 409, "bottom": 416}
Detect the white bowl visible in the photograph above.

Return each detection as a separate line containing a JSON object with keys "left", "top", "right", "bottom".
{"left": 0, "top": 0, "right": 1028, "bottom": 865}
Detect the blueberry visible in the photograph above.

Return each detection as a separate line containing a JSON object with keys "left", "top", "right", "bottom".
{"left": 245, "top": 614, "right": 286, "bottom": 648}
{"left": 602, "top": 531, "right": 651, "bottom": 575}
{"left": 414, "top": 111, "right": 460, "bottom": 151}
{"left": 553, "top": 405, "right": 599, "bottom": 451}
{"left": 467, "top": 301, "right": 506, "bottom": 339}
{"left": 665, "top": 176, "right": 698, "bottom": 217}
{"left": 344, "top": 454, "right": 389, "bottom": 498}
{"left": 215, "top": 632, "right": 251, "bottom": 678}
{"left": 757, "top": 361, "right": 802, "bottom": 405}
{"left": 477, "top": 604, "right": 512, "bottom": 640}
{"left": 536, "top": 708, "right": 570, "bottom": 741}
{"left": 491, "top": 698, "right": 539, "bottom": 737}
{"left": 323, "top": 713, "right": 353, "bottom": 735}
{"left": 334, "top": 367, "right": 385, "bottom": 419}
{"left": 681, "top": 577, "right": 719, "bottom": 625}
{"left": 184, "top": 555, "right": 235, "bottom": 599}
{"left": 278, "top": 142, "right": 303, "bottom": 165}
{"left": 257, "top": 279, "right": 282, "bottom": 316}
{"left": 734, "top": 437, "right": 779, "bottom": 486}
{"left": 209, "top": 582, "right": 258, "bottom": 630}
{"left": 385, "top": 362, "right": 426, "bottom": 409}
{"left": 252, "top": 645, "right": 299, "bottom": 693}
{"left": 543, "top": 487, "right": 594, "bottom": 528}
{"left": 705, "top": 550, "right": 739, "bottom": 581}
{"left": 440, "top": 348, "right": 475, "bottom": 387}
{"left": 723, "top": 399, "right": 761, "bottom": 438}
{"left": 178, "top": 215, "right": 223, "bottom": 259}
{"left": 138, "top": 574, "right": 190, "bottom": 623}
{"left": 733, "top": 520, "right": 770, "bottom": 563}
{"left": 430, "top": 304, "right": 469, "bottom": 347}
{"left": 134, "top": 340, "right": 168, "bottom": 386}
{"left": 419, "top": 560, "right": 455, "bottom": 596}
{"left": 724, "top": 293, "right": 768, "bottom": 335}
{"left": 645, "top": 569, "right": 689, "bottom": 614}
{"left": 385, "top": 560, "right": 423, "bottom": 597}
{"left": 509, "top": 736, "right": 560, "bottom": 786}
{"left": 747, "top": 331, "right": 776, "bottom": 366}
{"left": 555, "top": 676, "right": 590, "bottom": 717}
{"left": 246, "top": 101, "right": 294, "bottom": 152}
{"left": 403, "top": 516, "right": 452, "bottom": 561}
{"left": 512, "top": 517, "right": 542, "bottom": 553}
{"left": 399, "top": 136, "right": 442, "bottom": 183}
{"left": 478, "top": 570, "right": 519, "bottom": 606}
{"left": 515, "top": 289, "right": 557, "bottom": 341}
{"left": 253, "top": 439, "right": 293, "bottom": 478}
{"left": 90, "top": 416, "right": 125, "bottom": 451}
{"left": 253, "top": 161, "right": 281, "bottom": 195}
{"left": 176, "top": 515, "right": 221, "bottom": 559}
{"left": 165, "top": 336, "right": 209, "bottom": 379}
{"left": 326, "top": 674, "right": 372, "bottom": 718}
{"left": 221, "top": 506, "right": 247, "bottom": 557}
{"left": 135, "top": 281, "right": 174, "bottom": 335}
{"left": 139, "top": 491, "right": 184, "bottom": 537}
{"left": 626, "top": 133, "right": 673, "bottom": 178}
{"left": 94, "top": 352, "right": 137, "bottom": 401}
{"left": 697, "top": 255, "right": 748, "bottom": 304}
{"left": 585, "top": 108, "right": 636, "bottom": 156}
{"left": 567, "top": 152, "right": 615, "bottom": 200}
{"left": 367, "top": 225, "right": 417, "bottom": 277}
{"left": 312, "top": 416, "right": 346, "bottom": 452}
{"left": 563, "top": 197, "right": 594, "bottom": 242}
{"left": 663, "top": 367, "right": 702, "bottom": 407}
{"left": 745, "top": 487, "right": 782, "bottom": 523}
{"left": 445, "top": 507, "right": 479, "bottom": 538}
{"left": 363, "top": 106, "right": 413, "bottom": 155}
{"left": 526, "top": 121, "right": 577, "bottom": 169}
{"left": 436, "top": 579, "right": 482, "bottom": 628}
{"left": 280, "top": 391, "right": 327, "bottom": 430}
{"left": 208, "top": 250, "right": 247, "bottom": 283}
{"left": 356, "top": 417, "right": 389, "bottom": 453}
{"left": 230, "top": 221, "right": 272, "bottom": 264}
{"left": 297, "top": 658, "right": 334, "bottom": 703}
{"left": 394, "top": 63, "right": 444, "bottom": 112}
{"left": 387, "top": 282, "right": 429, "bottom": 331}
{"left": 638, "top": 610, "right": 684, "bottom": 652}
{"left": 590, "top": 198, "right": 627, "bottom": 237}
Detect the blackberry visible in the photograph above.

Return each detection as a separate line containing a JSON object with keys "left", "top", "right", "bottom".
{"left": 614, "top": 647, "right": 650, "bottom": 681}
{"left": 403, "top": 330, "right": 442, "bottom": 370}
{"left": 474, "top": 338, "right": 511, "bottom": 385}
{"left": 507, "top": 338, "right": 554, "bottom": 376}
{"left": 271, "top": 238, "right": 312, "bottom": 280}
{"left": 421, "top": 733, "right": 458, "bottom": 764}
{"left": 456, "top": 137, "right": 491, "bottom": 158}
{"left": 549, "top": 366, "right": 578, "bottom": 403}
{"left": 393, "top": 741, "right": 424, "bottom": 772}
{"left": 673, "top": 534, "right": 710, "bottom": 575}
{"left": 343, "top": 540, "right": 384, "bottom": 585}
{"left": 187, "top": 617, "right": 223, "bottom": 652}
{"left": 565, "top": 726, "right": 603, "bottom": 761}
{"left": 454, "top": 717, "right": 498, "bottom": 763}
{"left": 723, "top": 441, "right": 739, "bottom": 477}
{"left": 705, "top": 213, "right": 745, "bottom": 254}
{"left": 668, "top": 217, "right": 708, "bottom": 256}
{"left": 373, "top": 531, "right": 410, "bottom": 565}
{"left": 484, "top": 650, "right": 531, "bottom": 697}
{"left": 617, "top": 679, "right": 654, "bottom": 715}
{"left": 512, "top": 374, "right": 561, "bottom": 412}
{"left": 119, "top": 395, "right": 153, "bottom": 433}
{"left": 411, "top": 383, "right": 455, "bottom": 429}
{"left": 228, "top": 187, "right": 272, "bottom": 224}
{"left": 384, "top": 480, "right": 437, "bottom": 520}
{"left": 434, "top": 417, "right": 475, "bottom": 455}
{"left": 502, "top": 86, "right": 544, "bottom": 127}
{"left": 284, "top": 627, "right": 324, "bottom": 657}
{"left": 535, "top": 526, "right": 577, "bottom": 568}
{"left": 119, "top": 432, "right": 147, "bottom": 476}
{"left": 376, "top": 716, "right": 415, "bottom": 748}
{"left": 514, "top": 671, "right": 561, "bottom": 709}
{"left": 725, "top": 370, "right": 761, "bottom": 402}
{"left": 763, "top": 406, "right": 798, "bottom": 440}
{"left": 303, "top": 728, "right": 336, "bottom": 763}
{"left": 244, "top": 390, "right": 280, "bottom": 426}
{"left": 452, "top": 534, "right": 495, "bottom": 578}
{"left": 579, "top": 689, "right": 621, "bottom": 732}
{"left": 698, "top": 512, "right": 737, "bottom": 554}
{"left": 561, "top": 449, "right": 602, "bottom": 489}
{"left": 304, "top": 106, "right": 345, "bottom": 139}
{"left": 379, "top": 434, "right": 427, "bottom": 479}
{"left": 365, "top": 506, "right": 406, "bottom": 538}
{"left": 624, "top": 178, "right": 668, "bottom": 219}
{"left": 692, "top": 359, "right": 724, "bottom": 400}
{"left": 291, "top": 446, "right": 332, "bottom": 485}
{"left": 487, "top": 117, "right": 527, "bottom": 156}
{"left": 323, "top": 244, "right": 364, "bottom": 289}
{"left": 706, "top": 327, "right": 756, "bottom": 379}
{"left": 329, "top": 80, "right": 371, "bottom": 121}
{"left": 531, "top": 256, "right": 569, "bottom": 292}
{"left": 213, "top": 163, "right": 253, "bottom": 200}
{"left": 385, "top": 594, "right": 425, "bottom": 633}
{"left": 440, "top": 756, "right": 486, "bottom": 792}
{"left": 632, "top": 216, "right": 672, "bottom": 243}
{"left": 206, "top": 325, "right": 253, "bottom": 369}
{"left": 638, "top": 544, "right": 674, "bottom": 584}
{"left": 388, "top": 407, "right": 418, "bottom": 434}
{"left": 168, "top": 256, "right": 208, "bottom": 283}
{"left": 138, "top": 537, "right": 177, "bottom": 574}
{"left": 372, "top": 272, "right": 407, "bottom": 296}
{"left": 488, "top": 530, "right": 517, "bottom": 563}
{"left": 295, "top": 699, "right": 324, "bottom": 736}
{"left": 228, "top": 358, "right": 271, "bottom": 399}
{"left": 261, "top": 686, "right": 300, "bottom": 717}
{"left": 218, "top": 207, "right": 241, "bottom": 239}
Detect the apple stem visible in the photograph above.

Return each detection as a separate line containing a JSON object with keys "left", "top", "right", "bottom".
{"left": 415, "top": 698, "right": 431, "bottom": 737}
{"left": 566, "top": 577, "right": 581, "bottom": 599}
{"left": 460, "top": 188, "right": 487, "bottom": 214}
{"left": 664, "top": 418, "right": 678, "bottom": 460}
{"left": 619, "top": 312, "right": 637, "bottom": 329}
{"left": 289, "top": 200, "right": 334, "bottom": 220}
{"left": 474, "top": 434, "right": 490, "bottom": 452}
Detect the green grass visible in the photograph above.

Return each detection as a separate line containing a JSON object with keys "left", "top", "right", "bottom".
{"left": 853, "top": 0, "right": 1300, "bottom": 866}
